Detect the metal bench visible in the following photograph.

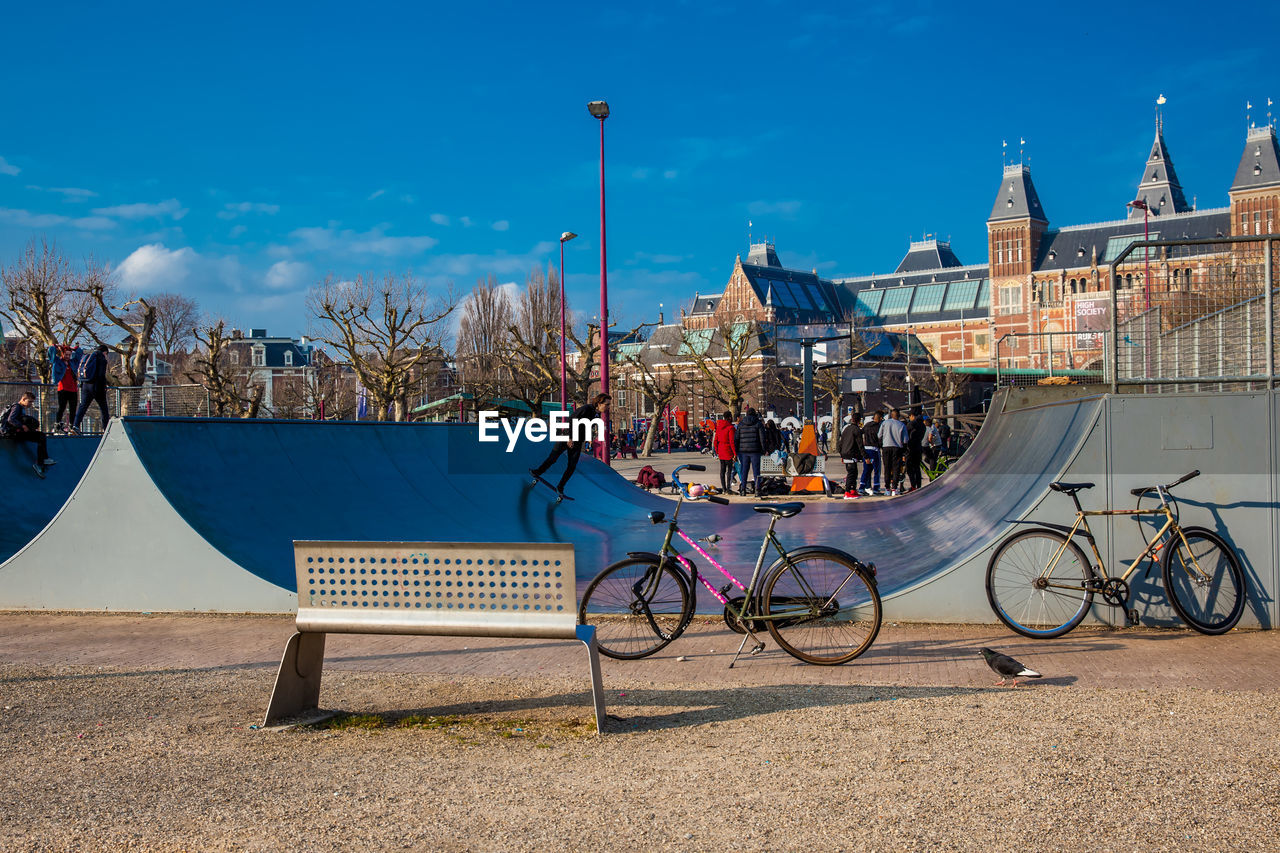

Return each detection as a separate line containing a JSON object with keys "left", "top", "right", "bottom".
{"left": 760, "top": 452, "right": 834, "bottom": 495}
{"left": 264, "top": 540, "right": 607, "bottom": 733}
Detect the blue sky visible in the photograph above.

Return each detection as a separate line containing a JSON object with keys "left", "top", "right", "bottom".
{"left": 1, "top": 1, "right": 1276, "bottom": 341}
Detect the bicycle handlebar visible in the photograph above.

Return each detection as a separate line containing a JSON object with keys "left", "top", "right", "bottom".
{"left": 1130, "top": 469, "right": 1200, "bottom": 498}
{"left": 707, "top": 495, "right": 730, "bottom": 505}
{"left": 671, "top": 464, "right": 729, "bottom": 505}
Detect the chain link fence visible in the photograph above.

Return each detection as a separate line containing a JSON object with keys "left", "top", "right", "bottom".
{"left": 1109, "top": 236, "right": 1276, "bottom": 392}
{"left": 0, "top": 382, "right": 212, "bottom": 434}
{"left": 995, "top": 332, "right": 1108, "bottom": 388}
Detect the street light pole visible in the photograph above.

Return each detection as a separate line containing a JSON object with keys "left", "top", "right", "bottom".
{"left": 1128, "top": 199, "right": 1151, "bottom": 310}
{"left": 558, "top": 231, "right": 577, "bottom": 410}
{"left": 588, "top": 99, "right": 611, "bottom": 465}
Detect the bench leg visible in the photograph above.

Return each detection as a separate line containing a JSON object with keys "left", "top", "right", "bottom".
{"left": 264, "top": 631, "right": 326, "bottom": 727}
{"left": 575, "top": 624, "right": 607, "bottom": 734}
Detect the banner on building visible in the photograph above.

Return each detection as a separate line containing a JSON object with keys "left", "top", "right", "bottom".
{"left": 1074, "top": 299, "right": 1110, "bottom": 349}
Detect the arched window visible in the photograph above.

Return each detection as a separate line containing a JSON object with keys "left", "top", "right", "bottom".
{"left": 1125, "top": 274, "right": 1134, "bottom": 289}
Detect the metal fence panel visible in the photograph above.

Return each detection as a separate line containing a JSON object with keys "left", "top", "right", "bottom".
{"left": 0, "top": 382, "right": 211, "bottom": 434}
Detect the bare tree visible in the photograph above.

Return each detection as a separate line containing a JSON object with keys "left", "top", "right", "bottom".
{"left": 455, "top": 274, "right": 514, "bottom": 411}
{"left": 504, "top": 265, "right": 564, "bottom": 416}
{"left": 0, "top": 238, "right": 94, "bottom": 382}
{"left": 73, "top": 258, "right": 156, "bottom": 388}
{"left": 149, "top": 292, "right": 200, "bottom": 358}
{"left": 307, "top": 272, "right": 455, "bottom": 422}
{"left": 185, "top": 319, "right": 258, "bottom": 417}
{"left": 678, "top": 319, "right": 767, "bottom": 416}
{"left": 620, "top": 348, "right": 684, "bottom": 456}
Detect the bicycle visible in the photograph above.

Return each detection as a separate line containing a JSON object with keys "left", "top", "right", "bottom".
{"left": 986, "top": 469, "right": 1245, "bottom": 638}
{"left": 921, "top": 452, "right": 953, "bottom": 482}
{"left": 578, "top": 464, "right": 882, "bottom": 666}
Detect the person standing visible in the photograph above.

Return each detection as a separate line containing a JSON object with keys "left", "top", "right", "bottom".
{"left": 879, "top": 408, "right": 909, "bottom": 496}
{"left": 923, "top": 416, "right": 944, "bottom": 473}
{"left": 905, "top": 411, "right": 926, "bottom": 492}
{"left": 72, "top": 344, "right": 112, "bottom": 434}
{"left": 859, "top": 411, "right": 883, "bottom": 494}
{"left": 2, "top": 391, "right": 57, "bottom": 477}
{"left": 48, "top": 343, "right": 83, "bottom": 433}
{"left": 838, "top": 413, "right": 864, "bottom": 499}
{"left": 734, "top": 407, "right": 765, "bottom": 497}
{"left": 529, "top": 393, "right": 611, "bottom": 499}
{"left": 713, "top": 410, "right": 737, "bottom": 495}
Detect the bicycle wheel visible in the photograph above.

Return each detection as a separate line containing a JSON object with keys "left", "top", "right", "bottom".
{"left": 578, "top": 557, "right": 691, "bottom": 659}
{"left": 1162, "top": 526, "right": 1245, "bottom": 635}
{"left": 762, "top": 550, "right": 882, "bottom": 665}
{"left": 986, "top": 529, "right": 1093, "bottom": 638}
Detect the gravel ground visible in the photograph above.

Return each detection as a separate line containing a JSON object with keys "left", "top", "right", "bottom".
{"left": 2, "top": 663, "right": 1278, "bottom": 852}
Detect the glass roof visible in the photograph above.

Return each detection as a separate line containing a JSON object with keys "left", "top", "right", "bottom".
{"left": 942, "top": 279, "right": 980, "bottom": 311}
{"left": 880, "top": 287, "right": 912, "bottom": 316}
{"left": 912, "top": 283, "right": 946, "bottom": 313}
{"left": 856, "top": 289, "right": 884, "bottom": 315}
{"left": 975, "top": 278, "right": 990, "bottom": 307}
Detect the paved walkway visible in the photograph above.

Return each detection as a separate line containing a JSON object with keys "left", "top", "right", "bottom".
{"left": 2, "top": 612, "right": 1276, "bottom": 691}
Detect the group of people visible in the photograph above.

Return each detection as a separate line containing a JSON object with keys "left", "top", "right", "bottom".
{"left": 1, "top": 342, "right": 113, "bottom": 478}
{"left": 711, "top": 407, "right": 787, "bottom": 497}
{"left": 838, "top": 408, "right": 948, "bottom": 498}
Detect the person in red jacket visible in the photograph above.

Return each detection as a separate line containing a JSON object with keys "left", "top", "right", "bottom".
{"left": 713, "top": 410, "right": 737, "bottom": 495}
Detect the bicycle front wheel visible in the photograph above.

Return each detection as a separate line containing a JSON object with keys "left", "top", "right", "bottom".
{"left": 1162, "top": 526, "right": 1245, "bottom": 635}
{"left": 987, "top": 529, "right": 1093, "bottom": 638}
{"left": 578, "top": 557, "right": 690, "bottom": 659}
{"left": 762, "top": 550, "right": 882, "bottom": 665}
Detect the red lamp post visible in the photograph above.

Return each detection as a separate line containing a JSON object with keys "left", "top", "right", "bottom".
{"left": 588, "top": 99, "right": 611, "bottom": 465}
{"left": 558, "top": 231, "right": 577, "bottom": 411}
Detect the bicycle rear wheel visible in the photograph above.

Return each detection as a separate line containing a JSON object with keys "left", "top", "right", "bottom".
{"left": 578, "top": 557, "right": 690, "bottom": 659}
{"left": 987, "top": 529, "right": 1093, "bottom": 638}
{"left": 762, "top": 550, "right": 881, "bottom": 664}
{"left": 1162, "top": 526, "right": 1245, "bottom": 635}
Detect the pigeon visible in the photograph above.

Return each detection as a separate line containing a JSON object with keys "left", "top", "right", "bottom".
{"left": 980, "top": 647, "right": 1042, "bottom": 687}
{"left": 699, "top": 534, "right": 722, "bottom": 545}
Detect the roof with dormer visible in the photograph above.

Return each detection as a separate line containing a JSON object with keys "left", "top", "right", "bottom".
{"left": 1231, "top": 124, "right": 1280, "bottom": 192}
{"left": 989, "top": 164, "right": 1048, "bottom": 223}
{"left": 739, "top": 263, "right": 842, "bottom": 323}
{"left": 1130, "top": 118, "right": 1191, "bottom": 219}
{"left": 1034, "top": 207, "right": 1231, "bottom": 271}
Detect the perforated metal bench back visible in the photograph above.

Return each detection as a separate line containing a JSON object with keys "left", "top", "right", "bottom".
{"left": 294, "top": 541, "right": 578, "bottom": 639}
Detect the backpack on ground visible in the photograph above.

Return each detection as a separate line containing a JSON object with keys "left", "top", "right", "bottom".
{"left": 635, "top": 465, "right": 666, "bottom": 491}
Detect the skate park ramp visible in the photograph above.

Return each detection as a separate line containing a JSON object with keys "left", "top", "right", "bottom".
{"left": 1, "top": 390, "right": 1275, "bottom": 627}
{"left": 0, "top": 435, "right": 99, "bottom": 563}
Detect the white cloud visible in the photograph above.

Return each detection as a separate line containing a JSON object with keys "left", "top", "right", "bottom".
{"left": 229, "top": 224, "right": 248, "bottom": 238}
{"left": 216, "top": 201, "right": 280, "bottom": 220}
{"left": 288, "top": 224, "right": 439, "bottom": 257}
{"left": 0, "top": 207, "right": 115, "bottom": 230}
{"left": 400, "top": 194, "right": 416, "bottom": 204}
{"left": 116, "top": 244, "right": 198, "bottom": 291}
{"left": 460, "top": 216, "right": 474, "bottom": 227}
{"left": 367, "top": 189, "right": 386, "bottom": 200}
{"left": 26, "top": 185, "right": 98, "bottom": 200}
{"left": 92, "top": 198, "right": 187, "bottom": 221}
{"left": 0, "top": 156, "right": 19, "bottom": 176}
{"left": 663, "top": 170, "right": 678, "bottom": 179}
{"left": 430, "top": 213, "right": 450, "bottom": 226}
{"left": 491, "top": 220, "right": 510, "bottom": 232}
{"left": 116, "top": 243, "right": 248, "bottom": 296}
{"left": 264, "top": 260, "right": 310, "bottom": 291}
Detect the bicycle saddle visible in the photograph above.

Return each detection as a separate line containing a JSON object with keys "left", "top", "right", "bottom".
{"left": 752, "top": 502, "right": 804, "bottom": 518}
{"left": 1049, "top": 481, "right": 1095, "bottom": 495}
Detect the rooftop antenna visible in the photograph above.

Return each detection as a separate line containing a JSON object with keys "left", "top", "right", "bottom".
{"left": 1001, "top": 139, "right": 1007, "bottom": 167}
{"left": 1270, "top": 97, "right": 1274, "bottom": 128}
{"left": 1156, "top": 93, "right": 1166, "bottom": 134}
{"left": 747, "top": 219, "right": 752, "bottom": 247}
{"left": 1247, "top": 100, "right": 1253, "bottom": 129}
{"left": 1020, "top": 137, "right": 1026, "bottom": 164}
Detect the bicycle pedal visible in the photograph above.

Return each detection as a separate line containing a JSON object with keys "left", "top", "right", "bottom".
{"left": 1126, "top": 608, "right": 1140, "bottom": 626}
{"left": 750, "top": 642, "right": 765, "bottom": 656}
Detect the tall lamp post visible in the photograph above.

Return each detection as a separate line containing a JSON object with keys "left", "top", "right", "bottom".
{"left": 588, "top": 99, "right": 611, "bottom": 465}
{"left": 558, "top": 231, "right": 577, "bottom": 410}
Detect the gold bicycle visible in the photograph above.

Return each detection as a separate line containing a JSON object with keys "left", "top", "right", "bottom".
{"left": 986, "top": 470, "right": 1245, "bottom": 638}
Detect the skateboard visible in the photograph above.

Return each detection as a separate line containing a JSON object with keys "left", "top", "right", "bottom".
{"left": 529, "top": 471, "right": 574, "bottom": 502}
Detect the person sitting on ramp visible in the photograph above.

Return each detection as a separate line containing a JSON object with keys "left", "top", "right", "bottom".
{"left": 529, "top": 393, "right": 611, "bottom": 500}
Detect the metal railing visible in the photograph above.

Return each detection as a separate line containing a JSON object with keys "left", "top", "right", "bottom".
{"left": 1108, "top": 236, "right": 1276, "bottom": 392}
{"left": 0, "top": 381, "right": 212, "bottom": 434}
